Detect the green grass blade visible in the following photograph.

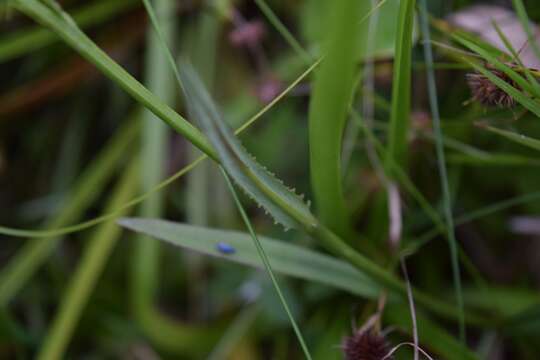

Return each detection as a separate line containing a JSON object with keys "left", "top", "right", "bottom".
{"left": 386, "top": 0, "right": 416, "bottom": 168}
{"left": 253, "top": 0, "right": 312, "bottom": 64}
{"left": 448, "top": 152, "right": 540, "bottom": 166}
{"left": 0, "top": 119, "right": 138, "bottom": 306}
{"left": 411, "top": 190, "right": 540, "bottom": 253}
{"left": 511, "top": 0, "right": 540, "bottom": 63}
{"left": 418, "top": 0, "right": 465, "bottom": 340}
{"left": 452, "top": 33, "right": 540, "bottom": 98}
{"left": 11, "top": 0, "right": 215, "bottom": 159}
{"left": 490, "top": 20, "right": 540, "bottom": 96}
{"left": 36, "top": 158, "right": 139, "bottom": 360}
{"left": 0, "top": 0, "right": 138, "bottom": 63}
{"left": 221, "top": 168, "right": 313, "bottom": 360}
{"left": 481, "top": 125, "right": 540, "bottom": 151}
{"left": 118, "top": 218, "right": 380, "bottom": 298}
{"left": 458, "top": 191, "right": 540, "bottom": 225}
{"left": 118, "top": 217, "right": 492, "bottom": 328}
{"left": 307, "top": 0, "right": 368, "bottom": 238}
{"left": 463, "top": 57, "right": 540, "bottom": 117}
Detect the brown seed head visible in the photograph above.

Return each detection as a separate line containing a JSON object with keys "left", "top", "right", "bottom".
{"left": 342, "top": 329, "right": 392, "bottom": 360}
{"left": 466, "top": 66, "right": 517, "bottom": 108}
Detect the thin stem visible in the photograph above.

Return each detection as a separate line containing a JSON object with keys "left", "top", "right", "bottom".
{"left": 418, "top": 0, "right": 465, "bottom": 341}
{"left": 221, "top": 168, "right": 313, "bottom": 360}
{"left": 253, "top": 0, "right": 312, "bottom": 64}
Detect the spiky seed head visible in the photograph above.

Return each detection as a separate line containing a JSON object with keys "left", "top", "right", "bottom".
{"left": 466, "top": 66, "right": 516, "bottom": 108}
{"left": 342, "top": 329, "right": 392, "bottom": 360}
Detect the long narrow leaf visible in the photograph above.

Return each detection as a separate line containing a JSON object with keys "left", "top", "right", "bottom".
{"left": 222, "top": 169, "right": 313, "bottom": 360}
{"left": 119, "top": 218, "right": 381, "bottom": 299}
{"left": 307, "top": 0, "right": 367, "bottom": 237}
{"left": 386, "top": 0, "right": 416, "bottom": 167}
{"left": 419, "top": 0, "right": 465, "bottom": 340}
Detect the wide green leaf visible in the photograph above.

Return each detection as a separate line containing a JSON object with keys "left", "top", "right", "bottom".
{"left": 301, "top": 0, "right": 407, "bottom": 60}
{"left": 307, "top": 0, "right": 367, "bottom": 237}
{"left": 118, "top": 218, "right": 381, "bottom": 299}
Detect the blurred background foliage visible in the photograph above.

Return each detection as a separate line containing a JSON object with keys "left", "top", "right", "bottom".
{"left": 1, "top": 0, "right": 540, "bottom": 359}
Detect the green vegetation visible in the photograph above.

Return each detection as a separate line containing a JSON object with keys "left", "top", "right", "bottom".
{"left": 2, "top": 0, "right": 540, "bottom": 358}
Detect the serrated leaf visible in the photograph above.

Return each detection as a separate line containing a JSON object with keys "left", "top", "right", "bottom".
{"left": 178, "top": 63, "right": 317, "bottom": 231}
{"left": 118, "top": 218, "right": 381, "bottom": 299}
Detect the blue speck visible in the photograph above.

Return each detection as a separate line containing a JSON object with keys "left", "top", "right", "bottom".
{"left": 216, "top": 242, "right": 235, "bottom": 255}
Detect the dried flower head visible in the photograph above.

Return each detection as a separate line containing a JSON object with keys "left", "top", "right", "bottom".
{"left": 466, "top": 64, "right": 517, "bottom": 108}
{"left": 342, "top": 329, "right": 392, "bottom": 360}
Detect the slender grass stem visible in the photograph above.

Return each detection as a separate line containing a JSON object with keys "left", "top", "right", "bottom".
{"left": 386, "top": 0, "right": 416, "bottom": 168}
{"left": 221, "top": 168, "right": 313, "bottom": 360}
{"left": 418, "top": 0, "right": 465, "bottom": 340}
{"left": 253, "top": 0, "right": 312, "bottom": 64}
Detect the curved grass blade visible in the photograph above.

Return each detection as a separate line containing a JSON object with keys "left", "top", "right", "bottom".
{"left": 307, "top": 0, "right": 367, "bottom": 238}
{"left": 511, "top": 0, "right": 540, "bottom": 63}
{"left": 490, "top": 20, "right": 540, "bottom": 96}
